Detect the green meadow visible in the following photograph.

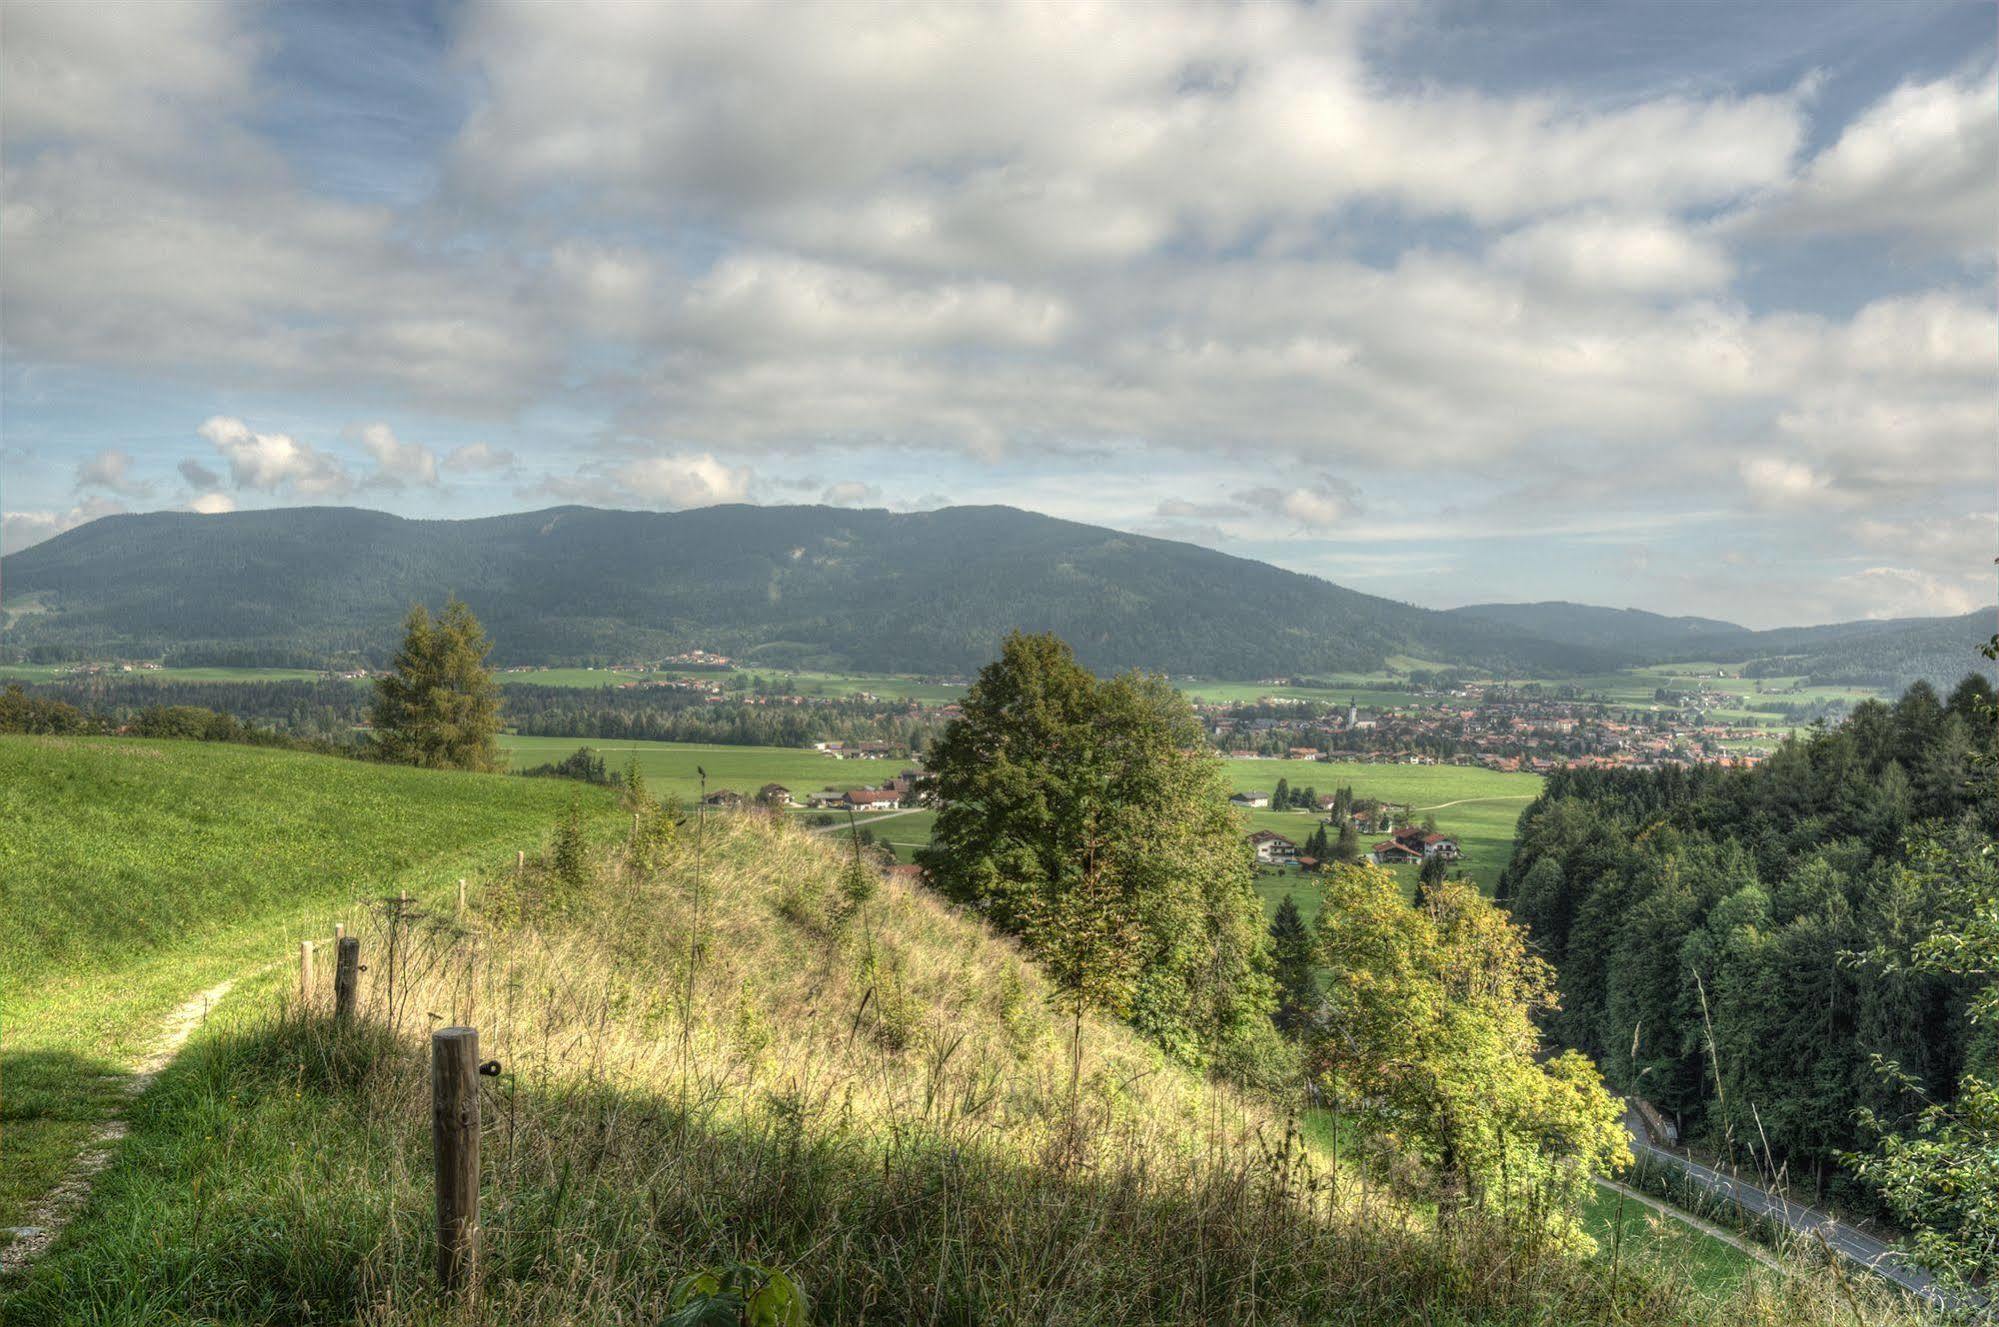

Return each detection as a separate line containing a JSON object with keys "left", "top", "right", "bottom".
{"left": 0, "top": 735, "right": 617, "bottom": 1236}
{"left": 496, "top": 733, "right": 909, "bottom": 803}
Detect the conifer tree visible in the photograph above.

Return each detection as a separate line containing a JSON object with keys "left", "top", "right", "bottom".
{"left": 1269, "top": 894, "right": 1318, "bottom": 1036}
{"left": 369, "top": 597, "right": 502, "bottom": 771}
{"left": 1274, "top": 777, "right": 1291, "bottom": 810}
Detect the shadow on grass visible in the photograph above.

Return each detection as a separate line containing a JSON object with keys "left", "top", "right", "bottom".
{"left": 2, "top": 1015, "right": 1781, "bottom": 1327}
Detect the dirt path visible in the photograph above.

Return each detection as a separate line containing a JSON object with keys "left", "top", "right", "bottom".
{"left": 1411, "top": 795, "right": 1536, "bottom": 811}
{"left": 0, "top": 978, "right": 237, "bottom": 1277}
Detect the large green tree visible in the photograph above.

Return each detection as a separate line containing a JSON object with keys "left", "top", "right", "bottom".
{"left": 919, "top": 631, "right": 1279, "bottom": 1078}
{"left": 369, "top": 598, "right": 503, "bottom": 771}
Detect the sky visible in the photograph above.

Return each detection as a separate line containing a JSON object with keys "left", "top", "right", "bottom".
{"left": 2, "top": 0, "right": 1994, "bottom": 628}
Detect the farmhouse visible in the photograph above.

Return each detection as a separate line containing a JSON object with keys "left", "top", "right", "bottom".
{"left": 845, "top": 788, "right": 902, "bottom": 811}
{"left": 1392, "top": 825, "right": 1461, "bottom": 860}
{"left": 1247, "top": 830, "right": 1297, "bottom": 864}
{"left": 1230, "top": 792, "right": 1271, "bottom": 809}
{"left": 756, "top": 783, "right": 794, "bottom": 807}
{"left": 1370, "top": 840, "right": 1420, "bottom": 865}
{"left": 703, "top": 790, "right": 746, "bottom": 808}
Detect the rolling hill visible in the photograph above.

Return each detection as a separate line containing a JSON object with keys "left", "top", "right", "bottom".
{"left": 4, "top": 505, "right": 1986, "bottom": 686}
{"left": 1450, "top": 601, "right": 1994, "bottom": 689}
{"left": 0, "top": 505, "right": 1618, "bottom": 678}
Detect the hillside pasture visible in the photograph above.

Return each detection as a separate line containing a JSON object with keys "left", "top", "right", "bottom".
{"left": 0, "top": 736, "right": 617, "bottom": 1237}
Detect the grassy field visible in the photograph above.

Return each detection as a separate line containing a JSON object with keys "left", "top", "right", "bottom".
{"left": 498, "top": 733, "right": 910, "bottom": 804}
{"left": 0, "top": 736, "right": 617, "bottom": 1239}
{"left": 3, "top": 788, "right": 1840, "bottom": 1325}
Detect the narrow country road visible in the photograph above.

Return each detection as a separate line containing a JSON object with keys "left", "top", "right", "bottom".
{"left": 1620, "top": 1103, "right": 1956, "bottom": 1307}
{"left": 804, "top": 807, "right": 925, "bottom": 833}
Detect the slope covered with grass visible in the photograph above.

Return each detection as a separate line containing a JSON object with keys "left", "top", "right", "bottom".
{"left": 0, "top": 735, "right": 618, "bottom": 1236}
{"left": 3, "top": 792, "right": 1916, "bottom": 1325}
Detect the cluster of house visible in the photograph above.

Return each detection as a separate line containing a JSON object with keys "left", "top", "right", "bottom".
{"left": 1243, "top": 818, "right": 1459, "bottom": 871}
{"left": 1203, "top": 685, "right": 1791, "bottom": 771}
{"left": 811, "top": 740, "right": 910, "bottom": 760}
{"left": 702, "top": 768, "right": 923, "bottom": 813}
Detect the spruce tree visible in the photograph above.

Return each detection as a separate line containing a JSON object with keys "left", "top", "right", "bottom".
{"left": 1274, "top": 777, "right": 1291, "bottom": 810}
{"left": 370, "top": 597, "right": 502, "bottom": 771}
{"left": 1269, "top": 894, "right": 1317, "bottom": 1035}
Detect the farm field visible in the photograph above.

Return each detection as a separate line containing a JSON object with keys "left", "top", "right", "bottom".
{"left": 0, "top": 735, "right": 618, "bottom": 1239}
{"left": 501, "top": 738, "right": 1541, "bottom": 897}
{"left": 496, "top": 734, "right": 911, "bottom": 804}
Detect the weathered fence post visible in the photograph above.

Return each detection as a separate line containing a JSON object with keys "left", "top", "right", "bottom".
{"left": 432, "top": 1026, "right": 481, "bottom": 1295}
{"left": 456, "top": 877, "right": 468, "bottom": 916}
{"left": 298, "top": 940, "right": 315, "bottom": 1005}
{"left": 334, "top": 921, "right": 346, "bottom": 942}
{"left": 334, "top": 937, "right": 361, "bottom": 1022}
{"left": 516, "top": 849, "right": 525, "bottom": 873}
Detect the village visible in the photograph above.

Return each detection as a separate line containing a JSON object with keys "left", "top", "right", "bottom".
{"left": 1199, "top": 682, "right": 1828, "bottom": 773}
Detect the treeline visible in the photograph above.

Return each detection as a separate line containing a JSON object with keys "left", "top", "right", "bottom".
{"left": 5, "top": 677, "right": 370, "bottom": 738}
{"left": 1, "top": 676, "right": 947, "bottom": 751}
{"left": 0, "top": 684, "right": 354, "bottom": 757}
{"left": 501, "top": 683, "right": 944, "bottom": 750}
{"left": 1499, "top": 673, "right": 1997, "bottom": 1210}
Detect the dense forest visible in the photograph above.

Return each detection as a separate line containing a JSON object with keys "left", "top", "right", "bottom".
{"left": 1499, "top": 672, "right": 1997, "bottom": 1210}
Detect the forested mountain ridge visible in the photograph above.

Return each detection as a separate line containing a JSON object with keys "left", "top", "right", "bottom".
{"left": 1, "top": 505, "right": 1620, "bottom": 677}
{"left": 1452, "top": 601, "right": 1994, "bottom": 690}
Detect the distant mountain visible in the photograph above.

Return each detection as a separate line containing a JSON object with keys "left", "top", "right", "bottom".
{"left": 1445, "top": 602, "right": 1753, "bottom": 658}
{"left": 1453, "top": 600, "right": 1993, "bottom": 690}
{"left": 0, "top": 505, "right": 1620, "bottom": 678}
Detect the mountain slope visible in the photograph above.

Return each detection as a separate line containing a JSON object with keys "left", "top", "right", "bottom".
{"left": 1445, "top": 602, "right": 1753, "bottom": 657}
{"left": 0, "top": 505, "right": 1617, "bottom": 677}
{"left": 1454, "top": 600, "right": 1994, "bottom": 689}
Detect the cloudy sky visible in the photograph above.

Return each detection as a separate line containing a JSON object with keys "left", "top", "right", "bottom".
{"left": 3, "top": 0, "right": 1993, "bottom": 626}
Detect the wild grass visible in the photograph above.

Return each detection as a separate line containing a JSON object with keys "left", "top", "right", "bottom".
{"left": 3, "top": 807, "right": 1935, "bottom": 1326}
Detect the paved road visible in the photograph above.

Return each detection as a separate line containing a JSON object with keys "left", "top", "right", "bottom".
{"left": 1620, "top": 1104, "right": 1956, "bottom": 1307}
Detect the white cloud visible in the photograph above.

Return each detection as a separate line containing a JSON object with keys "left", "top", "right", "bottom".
{"left": 1834, "top": 566, "right": 1987, "bottom": 620}
{"left": 187, "top": 491, "right": 237, "bottom": 515}
{"left": 1739, "top": 456, "right": 1848, "bottom": 511}
{"left": 452, "top": 0, "right": 1805, "bottom": 261}
{"left": 1745, "top": 64, "right": 1998, "bottom": 255}
{"left": 1491, "top": 212, "right": 1732, "bottom": 295}
{"left": 2, "top": 496, "right": 126, "bottom": 553}
{"left": 821, "top": 481, "right": 881, "bottom": 507}
{"left": 199, "top": 416, "right": 352, "bottom": 495}
{"left": 529, "top": 453, "right": 754, "bottom": 510}
{"left": 442, "top": 442, "right": 518, "bottom": 474}
{"left": 75, "top": 447, "right": 150, "bottom": 496}
{"left": 357, "top": 423, "right": 441, "bottom": 489}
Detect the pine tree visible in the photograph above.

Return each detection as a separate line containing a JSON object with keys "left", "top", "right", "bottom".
{"left": 369, "top": 598, "right": 502, "bottom": 771}
{"left": 1269, "top": 894, "right": 1317, "bottom": 1036}
{"left": 1274, "top": 777, "right": 1291, "bottom": 811}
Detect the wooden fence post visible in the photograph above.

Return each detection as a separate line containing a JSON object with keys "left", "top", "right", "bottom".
{"left": 334, "top": 937, "right": 361, "bottom": 1022}
{"left": 516, "top": 849, "right": 525, "bottom": 873}
{"left": 432, "top": 1026, "right": 481, "bottom": 1295}
{"left": 334, "top": 921, "right": 346, "bottom": 941}
{"left": 298, "top": 940, "right": 315, "bottom": 1005}
{"left": 457, "top": 877, "right": 467, "bottom": 915}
